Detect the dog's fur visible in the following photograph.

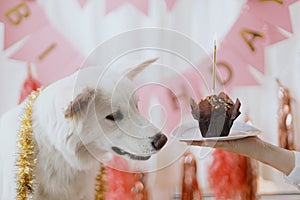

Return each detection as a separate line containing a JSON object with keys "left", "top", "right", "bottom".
{"left": 0, "top": 59, "right": 167, "bottom": 199}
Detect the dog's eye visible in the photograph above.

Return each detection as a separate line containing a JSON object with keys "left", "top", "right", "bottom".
{"left": 105, "top": 111, "right": 123, "bottom": 121}
{"left": 105, "top": 114, "right": 115, "bottom": 121}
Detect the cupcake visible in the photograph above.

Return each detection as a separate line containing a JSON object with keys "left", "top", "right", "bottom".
{"left": 190, "top": 92, "right": 241, "bottom": 137}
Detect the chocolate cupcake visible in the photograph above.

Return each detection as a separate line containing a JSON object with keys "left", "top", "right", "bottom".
{"left": 190, "top": 92, "right": 241, "bottom": 137}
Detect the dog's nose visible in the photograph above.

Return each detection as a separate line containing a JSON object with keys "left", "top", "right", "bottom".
{"left": 151, "top": 133, "right": 168, "bottom": 150}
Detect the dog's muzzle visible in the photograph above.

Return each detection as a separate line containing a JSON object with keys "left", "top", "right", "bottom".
{"left": 111, "top": 146, "right": 151, "bottom": 160}
{"left": 111, "top": 133, "right": 167, "bottom": 161}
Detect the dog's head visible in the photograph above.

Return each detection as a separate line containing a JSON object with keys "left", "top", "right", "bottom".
{"left": 49, "top": 59, "right": 168, "bottom": 167}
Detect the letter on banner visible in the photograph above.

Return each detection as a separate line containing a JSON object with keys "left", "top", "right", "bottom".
{"left": 0, "top": 1, "right": 48, "bottom": 49}
{"left": 240, "top": 29, "right": 264, "bottom": 52}
{"left": 5, "top": 3, "right": 30, "bottom": 25}
{"left": 38, "top": 44, "right": 57, "bottom": 60}
{"left": 210, "top": 62, "right": 233, "bottom": 86}
{"left": 168, "top": 85, "right": 189, "bottom": 110}
{"left": 260, "top": 0, "right": 283, "bottom": 5}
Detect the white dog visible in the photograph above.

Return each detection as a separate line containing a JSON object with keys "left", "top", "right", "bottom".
{"left": 0, "top": 59, "right": 167, "bottom": 199}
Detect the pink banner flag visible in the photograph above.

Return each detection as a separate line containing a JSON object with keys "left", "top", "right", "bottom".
{"left": 216, "top": 42, "right": 259, "bottom": 88}
{"left": 11, "top": 25, "right": 84, "bottom": 85}
{"left": 0, "top": 0, "right": 48, "bottom": 49}
{"left": 77, "top": 0, "right": 88, "bottom": 8}
{"left": 137, "top": 69, "right": 203, "bottom": 132}
{"left": 247, "top": 0, "right": 298, "bottom": 33}
{"left": 224, "top": 12, "right": 286, "bottom": 73}
{"left": 105, "top": 0, "right": 149, "bottom": 15}
{"left": 137, "top": 84, "right": 182, "bottom": 132}
{"left": 194, "top": 43, "right": 259, "bottom": 93}
{"left": 164, "top": 0, "right": 177, "bottom": 11}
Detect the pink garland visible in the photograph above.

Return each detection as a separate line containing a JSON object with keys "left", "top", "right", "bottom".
{"left": 105, "top": 156, "right": 149, "bottom": 200}
{"left": 105, "top": 156, "right": 136, "bottom": 200}
{"left": 208, "top": 149, "right": 247, "bottom": 199}
{"left": 19, "top": 64, "right": 41, "bottom": 103}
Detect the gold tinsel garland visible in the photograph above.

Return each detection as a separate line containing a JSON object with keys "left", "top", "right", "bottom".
{"left": 16, "top": 89, "right": 107, "bottom": 199}
{"left": 95, "top": 165, "right": 107, "bottom": 200}
{"left": 16, "top": 89, "right": 41, "bottom": 200}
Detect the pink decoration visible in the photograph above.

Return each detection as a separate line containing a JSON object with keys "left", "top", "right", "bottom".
{"left": 224, "top": 12, "right": 287, "bottom": 73}
{"left": 105, "top": 0, "right": 149, "bottom": 15}
{"left": 0, "top": 0, "right": 48, "bottom": 49}
{"left": 77, "top": 0, "right": 88, "bottom": 8}
{"left": 247, "top": 0, "right": 298, "bottom": 33}
{"left": 164, "top": 0, "right": 177, "bottom": 11}
{"left": 19, "top": 63, "right": 41, "bottom": 103}
{"left": 208, "top": 149, "right": 247, "bottom": 199}
{"left": 190, "top": 1, "right": 295, "bottom": 92}
{"left": 11, "top": 25, "right": 84, "bottom": 85}
{"left": 105, "top": 156, "right": 136, "bottom": 200}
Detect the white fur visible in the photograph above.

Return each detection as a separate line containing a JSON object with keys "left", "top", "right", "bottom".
{"left": 0, "top": 66, "right": 166, "bottom": 199}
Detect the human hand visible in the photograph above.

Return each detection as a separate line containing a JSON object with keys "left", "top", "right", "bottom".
{"left": 184, "top": 136, "right": 295, "bottom": 176}
{"left": 186, "top": 136, "right": 264, "bottom": 157}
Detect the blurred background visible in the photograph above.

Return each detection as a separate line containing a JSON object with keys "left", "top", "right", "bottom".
{"left": 0, "top": 0, "right": 300, "bottom": 199}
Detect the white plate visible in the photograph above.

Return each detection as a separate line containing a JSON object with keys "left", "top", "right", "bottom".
{"left": 171, "top": 120, "right": 261, "bottom": 141}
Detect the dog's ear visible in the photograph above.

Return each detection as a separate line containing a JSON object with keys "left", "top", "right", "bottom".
{"left": 126, "top": 58, "right": 158, "bottom": 80}
{"left": 65, "top": 87, "right": 96, "bottom": 119}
